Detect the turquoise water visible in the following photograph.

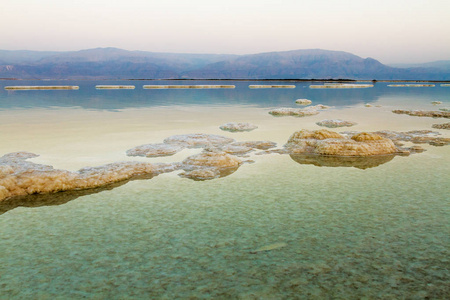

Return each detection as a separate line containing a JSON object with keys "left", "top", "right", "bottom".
{"left": 0, "top": 81, "right": 449, "bottom": 298}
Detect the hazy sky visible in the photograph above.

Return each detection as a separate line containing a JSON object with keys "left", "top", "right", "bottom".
{"left": 2, "top": 0, "right": 449, "bottom": 63}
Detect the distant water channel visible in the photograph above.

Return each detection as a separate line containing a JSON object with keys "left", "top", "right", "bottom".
{"left": 0, "top": 80, "right": 449, "bottom": 298}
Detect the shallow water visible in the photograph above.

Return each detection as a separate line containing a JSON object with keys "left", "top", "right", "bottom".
{"left": 0, "top": 80, "right": 449, "bottom": 298}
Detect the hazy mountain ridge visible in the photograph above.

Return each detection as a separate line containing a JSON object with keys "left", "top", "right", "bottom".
{"left": 389, "top": 60, "right": 450, "bottom": 71}
{"left": 0, "top": 47, "right": 448, "bottom": 80}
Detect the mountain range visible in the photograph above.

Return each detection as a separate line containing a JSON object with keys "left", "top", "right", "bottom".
{"left": 0, "top": 47, "right": 449, "bottom": 80}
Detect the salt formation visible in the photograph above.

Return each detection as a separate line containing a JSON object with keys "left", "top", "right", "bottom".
{"left": 295, "top": 99, "right": 312, "bottom": 105}
{"left": 143, "top": 85, "right": 235, "bottom": 89}
{"left": 269, "top": 104, "right": 330, "bottom": 117}
{"left": 309, "top": 84, "right": 373, "bottom": 89}
{"left": 432, "top": 123, "right": 450, "bottom": 130}
{"left": 95, "top": 85, "right": 135, "bottom": 89}
{"left": 431, "top": 101, "right": 442, "bottom": 105}
{"left": 441, "top": 84, "right": 450, "bottom": 87}
{"left": 219, "top": 122, "right": 258, "bottom": 132}
{"left": 392, "top": 110, "right": 450, "bottom": 118}
{"left": 284, "top": 130, "right": 399, "bottom": 156}
{"left": 316, "top": 119, "right": 357, "bottom": 128}
{"left": 4, "top": 86, "right": 79, "bottom": 90}
{"left": 365, "top": 104, "right": 373, "bottom": 107}
{"left": 0, "top": 152, "right": 176, "bottom": 202}
{"left": 126, "top": 143, "right": 183, "bottom": 157}
{"left": 179, "top": 151, "right": 242, "bottom": 180}
{"left": 388, "top": 84, "right": 435, "bottom": 87}
{"left": 249, "top": 85, "right": 296, "bottom": 89}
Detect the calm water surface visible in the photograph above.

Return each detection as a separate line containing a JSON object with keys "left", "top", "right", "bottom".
{"left": 0, "top": 80, "right": 449, "bottom": 298}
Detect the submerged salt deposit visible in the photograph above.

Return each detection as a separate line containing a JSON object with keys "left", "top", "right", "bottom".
{"left": 392, "top": 109, "right": 450, "bottom": 118}
{"left": 4, "top": 86, "right": 79, "bottom": 90}
{"left": 220, "top": 122, "right": 258, "bottom": 132}
{"left": 316, "top": 119, "right": 357, "bottom": 128}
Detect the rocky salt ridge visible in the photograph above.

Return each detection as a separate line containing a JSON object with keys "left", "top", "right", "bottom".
{"left": 0, "top": 152, "right": 178, "bottom": 202}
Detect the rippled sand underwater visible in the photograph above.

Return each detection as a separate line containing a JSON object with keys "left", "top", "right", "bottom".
{"left": 0, "top": 81, "right": 449, "bottom": 298}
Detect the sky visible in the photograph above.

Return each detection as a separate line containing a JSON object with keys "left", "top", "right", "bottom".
{"left": 1, "top": 0, "right": 450, "bottom": 64}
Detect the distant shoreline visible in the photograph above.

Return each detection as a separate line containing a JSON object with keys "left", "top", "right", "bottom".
{"left": 1, "top": 78, "right": 450, "bottom": 83}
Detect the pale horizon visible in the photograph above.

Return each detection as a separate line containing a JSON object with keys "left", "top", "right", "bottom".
{"left": 2, "top": 0, "right": 450, "bottom": 64}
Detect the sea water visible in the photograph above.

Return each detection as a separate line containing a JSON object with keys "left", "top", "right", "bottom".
{"left": 0, "top": 81, "right": 449, "bottom": 298}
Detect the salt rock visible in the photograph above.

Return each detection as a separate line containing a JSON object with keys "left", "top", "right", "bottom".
{"left": 365, "top": 104, "right": 373, "bottom": 107}
{"left": 163, "top": 133, "right": 235, "bottom": 148}
{"left": 284, "top": 129, "right": 398, "bottom": 156}
{"left": 180, "top": 152, "right": 242, "bottom": 181}
{"left": 0, "top": 152, "right": 173, "bottom": 202}
{"left": 182, "top": 152, "right": 241, "bottom": 169}
{"left": 295, "top": 99, "right": 312, "bottom": 105}
{"left": 431, "top": 101, "right": 442, "bottom": 105}
{"left": 219, "top": 122, "right": 258, "bottom": 132}
{"left": 432, "top": 122, "right": 450, "bottom": 130}
{"left": 316, "top": 119, "right": 357, "bottom": 128}
{"left": 392, "top": 109, "right": 450, "bottom": 118}
{"left": 126, "top": 143, "right": 183, "bottom": 157}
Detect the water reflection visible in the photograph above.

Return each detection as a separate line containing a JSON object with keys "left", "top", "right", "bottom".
{"left": 0, "top": 173, "right": 156, "bottom": 216}
{"left": 289, "top": 154, "right": 396, "bottom": 169}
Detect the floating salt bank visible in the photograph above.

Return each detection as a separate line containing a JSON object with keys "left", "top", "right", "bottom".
{"left": 95, "top": 85, "right": 135, "bottom": 89}
{"left": 268, "top": 104, "right": 330, "bottom": 117}
{"left": 316, "top": 119, "right": 357, "bottom": 128}
{"left": 143, "top": 85, "right": 235, "bottom": 89}
{"left": 387, "top": 84, "right": 435, "bottom": 87}
{"left": 392, "top": 109, "right": 450, "bottom": 118}
{"left": 295, "top": 99, "right": 312, "bottom": 105}
{"left": 432, "top": 123, "right": 450, "bottom": 130}
{"left": 4, "top": 86, "right": 79, "bottom": 90}
{"left": 219, "top": 122, "right": 258, "bottom": 132}
{"left": 309, "top": 84, "right": 373, "bottom": 89}
{"left": 248, "top": 85, "right": 296, "bottom": 89}
{"left": 441, "top": 84, "right": 450, "bottom": 87}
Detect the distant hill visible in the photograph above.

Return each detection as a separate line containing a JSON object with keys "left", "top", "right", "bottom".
{"left": 0, "top": 47, "right": 448, "bottom": 80}
{"left": 389, "top": 60, "right": 450, "bottom": 71}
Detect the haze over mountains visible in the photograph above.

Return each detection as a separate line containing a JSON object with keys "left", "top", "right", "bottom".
{"left": 0, "top": 47, "right": 449, "bottom": 80}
